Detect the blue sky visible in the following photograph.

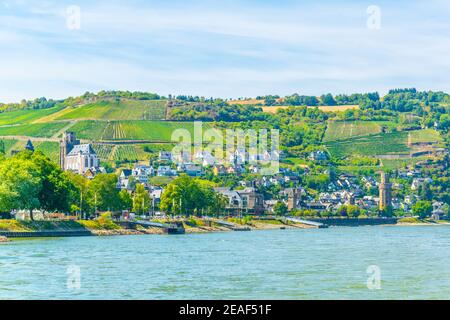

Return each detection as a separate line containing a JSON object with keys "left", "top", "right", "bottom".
{"left": 1, "top": 0, "right": 450, "bottom": 102}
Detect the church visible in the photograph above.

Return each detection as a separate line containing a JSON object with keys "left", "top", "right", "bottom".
{"left": 59, "top": 132, "right": 102, "bottom": 176}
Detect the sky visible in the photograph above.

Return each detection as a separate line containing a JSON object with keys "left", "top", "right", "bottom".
{"left": 0, "top": 0, "right": 450, "bottom": 102}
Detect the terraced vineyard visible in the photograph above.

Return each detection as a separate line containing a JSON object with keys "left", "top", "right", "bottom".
{"left": 326, "top": 131, "right": 411, "bottom": 158}
{"left": 324, "top": 121, "right": 397, "bottom": 142}
{"left": 54, "top": 99, "right": 167, "bottom": 121}
{"left": 69, "top": 121, "right": 109, "bottom": 140}
{"left": 110, "top": 145, "right": 139, "bottom": 162}
{"left": 93, "top": 144, "right": 115, "bottom": 160}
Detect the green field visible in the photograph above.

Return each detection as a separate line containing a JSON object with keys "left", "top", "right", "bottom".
{"left": 0, "top": 105, "right": 65, "bottom": 125}
{"left": 55, "top": 99, "right": 167, "bottom": 121}
{"left": 324, "top": 121, "right": 397, "bottom": 142}
{"left": 0, "top": 122, "right": 67, "bottom": 138}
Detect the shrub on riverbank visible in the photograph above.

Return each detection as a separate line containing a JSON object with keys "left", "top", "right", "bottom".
{"left": 0, "top": 219, "right": 86, "bottom": 231}
{"left": 78, "top": 213, "right": 120, "bottom": 230}
{"left": 398, "top": 217, "right": 421, "bottom": 224}
{"left": 0, "top": 220, "right": 30, "bottom": 231}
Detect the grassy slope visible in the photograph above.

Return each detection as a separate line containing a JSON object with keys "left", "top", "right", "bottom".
{"left": 0, "top": 105, "right": 65, "bottom": 126}
{"left": 0, "top": 122, "right": 67, "bottom": 138}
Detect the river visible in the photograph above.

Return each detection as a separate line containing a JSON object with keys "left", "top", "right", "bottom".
{"left": 1, "top": 225, "right": 450, "bottom": 299}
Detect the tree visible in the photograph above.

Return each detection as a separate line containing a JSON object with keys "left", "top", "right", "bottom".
{"left": 26, "top": 151, "right": 75, "bottom": 214}
{"left": 412, "top": 201, "right": 432, "bottom": 219}
{"left": 67, "top": 172, "right": 91, "bottom": 215}
{"left": 119, "top": 189, "right": 133, "bottom": 211}
{"left": 160, "top": 174, "right": 214, "bottom": 216}
{"left": 273, "top": 201, "right": 288, "bottom": 216}
{"left": 88, "top": 174, "right": 122, "bottom": 213}
{"left": 0, "top": 157, "right": 42, "bottom": 220}
{"left": 132, "top": 184, "right": 151, "bottom": 215}
{"left": 320, "top": 93, "right": 337, "bottom": 106}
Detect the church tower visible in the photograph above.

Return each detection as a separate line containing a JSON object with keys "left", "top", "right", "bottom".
{"left": 59, "top": 132, "right": 79, "bottom": 170}
{"left": 379, "top": 172, "right": 392, "bottom": 211}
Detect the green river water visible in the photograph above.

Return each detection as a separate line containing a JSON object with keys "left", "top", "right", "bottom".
{"left": 1, "top": 225, "right": 449, "bottom": 299}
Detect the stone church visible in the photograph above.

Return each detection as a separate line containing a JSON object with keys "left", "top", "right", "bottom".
{"left": 59, "top": 132, "right": 101, "bottom": 175}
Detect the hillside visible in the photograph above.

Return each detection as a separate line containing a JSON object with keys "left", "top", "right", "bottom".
{"left": 0, "top": 89, "right": 448, "bottom": 172}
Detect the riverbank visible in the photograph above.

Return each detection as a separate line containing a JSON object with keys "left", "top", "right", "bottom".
{"left": 0, "top": 217, "right": 309, "bottom": 239}
{"left": 1, "top": 217, "right": 447, "bottom": 240}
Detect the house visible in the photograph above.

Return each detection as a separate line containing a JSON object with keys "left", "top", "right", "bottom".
{"left": 150, "top": 187, "right": 163, "bottom": 209}
{"left": 157, "top": 166, "right": 177, "bottom": 176}
{"left": 411, "top": 178, "right": 432, "bottom": 190}
{"left": 264, "top": 200, "right": 278, "bottom": 214}
{"left": 431, "top": 201, "right": 447, "bottom": 220}
{"left": 158, "top": 151, "right": 173, "bottom": 162}
{"left": 132, "top": 165, "right": 154, "bottom": 183}
{"left": 177, "top": 163, "right": 203, "bottom": 176}
{"left": 214, "top": 187, "right": 264, "bottom": 214}
{"left": 173, "top": 151, "right": 191, "bottom": 164}
{"left": 194, "top": 151, "right": 216, "bottom": 166}
{"left": 309, "top": 150, "right": 328, "bottom": 161}
{"left": 84, "top": 167, "right": 106, "bottom": 180}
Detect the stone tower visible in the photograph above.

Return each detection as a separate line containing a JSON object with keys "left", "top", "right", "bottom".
{"left": 286, "top": 188, "right": 302, "bottom": 211}
{"left": 59, "top": 132, "right": 79, "bottom": 170}
{"left": 379, "top": 172, "right": 392, "bottom": 211}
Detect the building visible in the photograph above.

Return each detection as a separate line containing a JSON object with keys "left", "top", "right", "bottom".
{"left": 379, "top": 172, "right": 392, "bottom": 211}
{"left": 132, "top": 165, "right": 154, "bottom": 183}
{"left": 214, "top": 187, "right": 264, "bottom": 214}
{"left": 283, "top": 188, "right": 302, "bottom": 211}
{"left": 60, "top": 132, "right": 100, "bottom": 175}
{"left": 158, "top": 151, "right": 173, "bottom": 162}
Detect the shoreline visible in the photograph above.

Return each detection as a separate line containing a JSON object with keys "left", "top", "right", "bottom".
{"left": 1, "top": 218, "right": 449, "bottom": 240}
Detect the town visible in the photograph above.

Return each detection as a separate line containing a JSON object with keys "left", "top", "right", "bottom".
{"left": 0, "top": 88, "right": 449, "bottom": 234}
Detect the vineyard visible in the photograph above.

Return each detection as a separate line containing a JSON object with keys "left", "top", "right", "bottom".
{"left": 110, "top": 145, "right": 139, "bottom": 162}
{"left": 93, "top": 144, "right": 115, "bottom": 160}
{"left": 54, "top": 99, "right": 167, "bottom": 121}
{"left": 325, "top": 131, "right": 412, "bottom": 158}
{"left": 323, "top": 121, "right": 397, "bottom": 142}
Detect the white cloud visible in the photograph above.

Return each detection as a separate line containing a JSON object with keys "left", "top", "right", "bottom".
{"left": 0, "top": 0, "right": 450, "bottom": 102}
